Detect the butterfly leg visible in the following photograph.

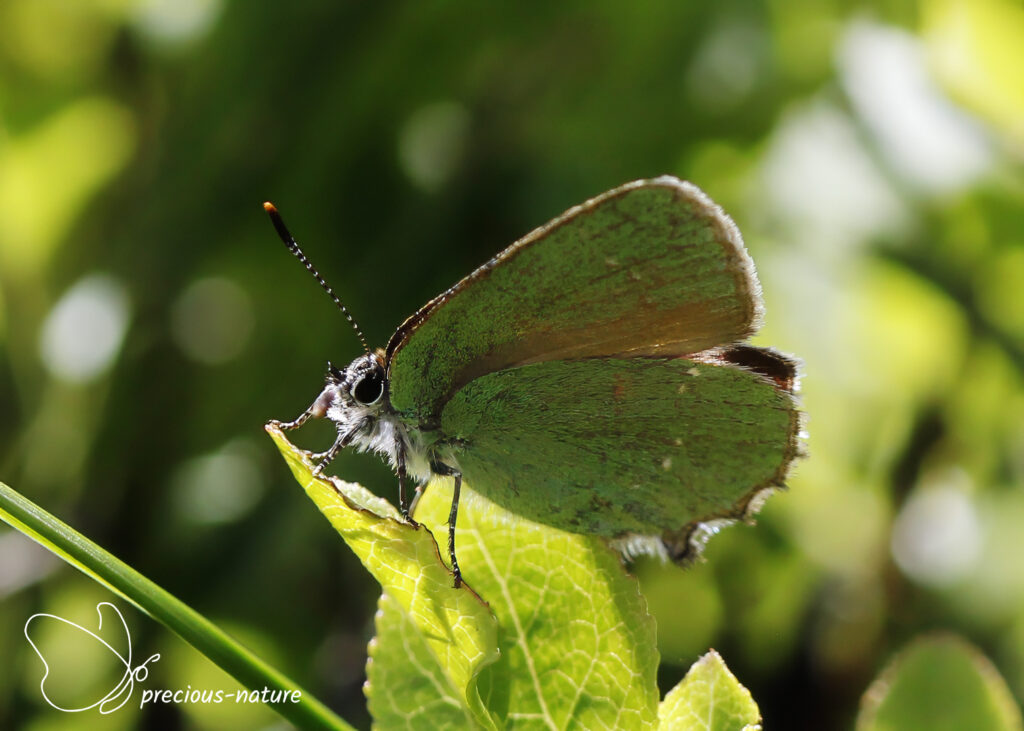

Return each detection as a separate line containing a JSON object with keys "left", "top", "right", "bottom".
{"left": 395, "top": 441, "right": 417, "bottom": 525}
{"left": 407, "top": 482, "right": 427, "bottom": 517}
{"left": 311, "top": 418, "right": 368, "bottom": 477}
{"left": 271, "top": 410, "right": 312, "bottom": 431}
{"left": 430, "top": 460, "right": 463, "bottom": 589}
{"left": 272, "top": 387, "right": 335, "bottom": 431}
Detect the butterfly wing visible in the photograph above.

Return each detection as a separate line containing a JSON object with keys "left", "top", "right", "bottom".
{"left": 439, "top": 353, "right": 800, "bottom": 554}
{"left": 386, "top": 177, "right": 762, "bottom": 423}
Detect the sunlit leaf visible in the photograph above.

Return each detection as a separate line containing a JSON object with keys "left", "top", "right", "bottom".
{"left": 658, "top": 650, "right": 761, "bottom": 731}
{"left": 270, "top": 424, "right": 661, "bottom": 729}
{"left": 267, "top": 425, "right": 501, "bottom": 730}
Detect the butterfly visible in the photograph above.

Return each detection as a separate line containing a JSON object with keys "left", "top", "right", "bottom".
{"left": 266, "top": 176, "right": 801, "bottom": 588}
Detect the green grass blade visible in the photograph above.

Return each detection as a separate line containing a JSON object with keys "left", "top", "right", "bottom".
{"left": 0, "top": 481, "right": 354, "bottom": 731}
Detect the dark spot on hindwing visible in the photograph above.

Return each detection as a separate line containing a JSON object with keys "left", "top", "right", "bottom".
{"left": 719, "top": 345, "right": 798, "bottom": 391}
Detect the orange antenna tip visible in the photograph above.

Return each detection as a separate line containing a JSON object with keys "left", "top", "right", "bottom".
{"left": 263, "top": 202, "right": 371, "bottom": 355}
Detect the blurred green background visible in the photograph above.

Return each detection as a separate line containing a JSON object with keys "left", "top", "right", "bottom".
{"left": 1, "top": 0, "right": 1022, "bottom": 729}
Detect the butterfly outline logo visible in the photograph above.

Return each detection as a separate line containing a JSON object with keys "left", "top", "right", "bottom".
{"left": 23, "top": 601, "right": 161, "bottom": 714}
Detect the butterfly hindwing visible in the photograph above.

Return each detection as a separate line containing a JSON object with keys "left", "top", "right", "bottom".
{"left": 387, "top": 177, "right": 762, "bottom": 424}
{"left": 439, "top": 354, "right": 800, "bottom": 541}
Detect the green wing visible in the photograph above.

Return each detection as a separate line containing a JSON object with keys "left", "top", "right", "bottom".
{"left": 387, "top": 177, "right": 762, "bottom": 424}
{"left": 439, "top": 355, "right": 800, "bottom": 547}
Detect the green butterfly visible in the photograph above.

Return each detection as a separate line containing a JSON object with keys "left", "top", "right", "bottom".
{"left": 267, "top": 177, "right": 801, "bottom": 588}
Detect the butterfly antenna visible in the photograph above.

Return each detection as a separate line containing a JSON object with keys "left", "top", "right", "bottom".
{"left": 263, "top": 202, "right": 371, "bottom": 355}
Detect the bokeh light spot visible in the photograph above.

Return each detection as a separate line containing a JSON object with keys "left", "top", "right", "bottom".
{"left": 39, "top": 273, "right": 130, "bottom": 384}
{"left": 759, "top": 99, "right": 908, "bottom": 253}
{"left": 0, "top": 533, "right": 58, "bottom": 598}
{"left": 892, "top": 473, "right": 982, "bottom": 588}
{"left": 398, "top": 102, "right": 470, "bottom": 192}
{"left": 171, "top": 277, "right": 255, "bottom": 365}
{"left": 133, "top": 0, "right": 223, "bottom": 46}
{"left": 171, "top": 441, "right": 264, "bottom": 525}
{"left": 686, "top": 22, "right": 763, "bottom": 114}
{"left": 838, "top": 19, "right": 993, "bottom": 194}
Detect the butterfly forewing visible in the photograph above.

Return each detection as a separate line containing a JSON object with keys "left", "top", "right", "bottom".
{"left": 439, "top": 355, "right": 800, "bottom": 540}
{"left": 386, "top": 177, "right": 762, "bottom": 424}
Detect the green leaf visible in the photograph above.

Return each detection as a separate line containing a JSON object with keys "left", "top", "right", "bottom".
{"left": 856, "top": 634, "right": 1023, "bottom": 731}
{"left": 658, "top": 650, "right": 761, "bottom": 731}
{"left": 368, "top": 592, "right": 493, "bottom": 729}
{"left": 268, "top": 425, "right": 502, "bottom": 730}
{"left": 0, "top": 481, "right": 352, "bottom": 731}
{"left": 419, "top": 482, "right": 660, "bottom": 730}
{"left": 270, "top": 425, "right": 661, "bottom": 730}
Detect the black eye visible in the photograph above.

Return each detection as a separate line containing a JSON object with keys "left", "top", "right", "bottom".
{"left": 352, "top": 368, "right": 384, "bottom": 405}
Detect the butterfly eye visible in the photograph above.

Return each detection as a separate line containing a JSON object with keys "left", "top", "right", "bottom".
{"left": 352, "top": 368, "right": 385, "bottom": 405}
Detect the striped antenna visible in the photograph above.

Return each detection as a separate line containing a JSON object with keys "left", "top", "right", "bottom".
{"left": 263, "top": 202, "right": 370, "bottom": 355}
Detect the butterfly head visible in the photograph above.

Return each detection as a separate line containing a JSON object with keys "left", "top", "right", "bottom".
{"left": 311, "top": 351, "right": 388, "bottom": 424}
